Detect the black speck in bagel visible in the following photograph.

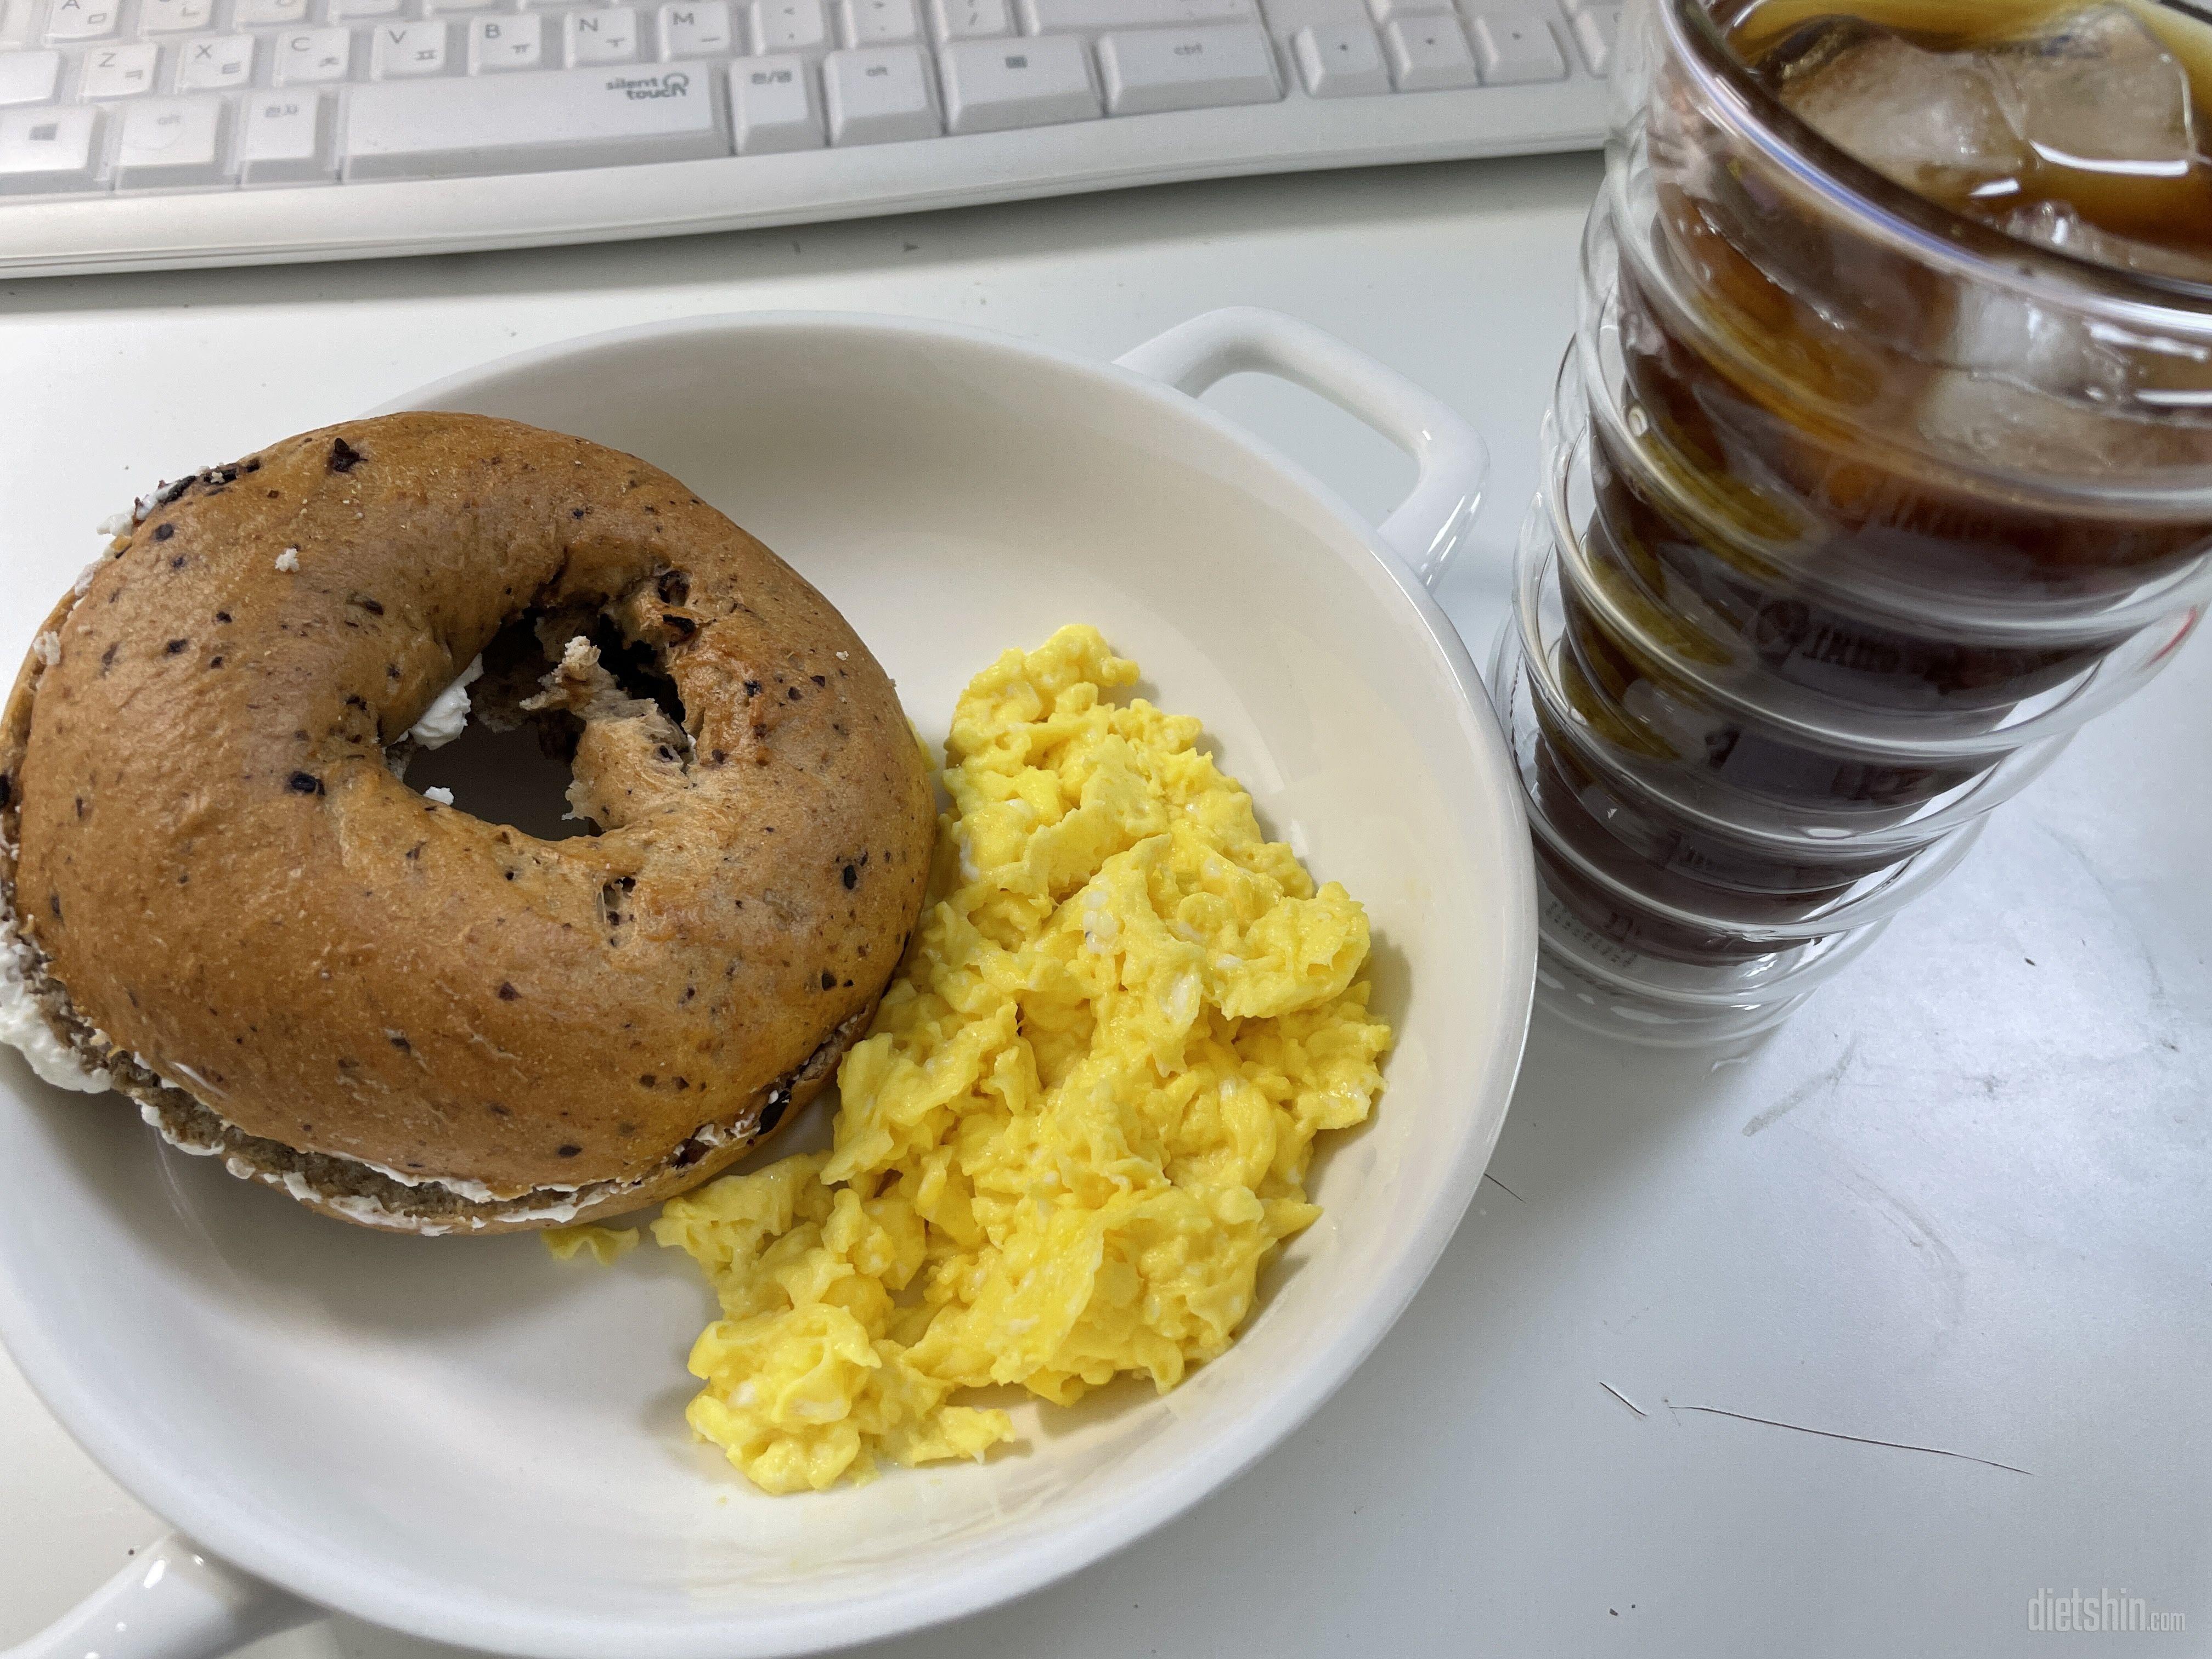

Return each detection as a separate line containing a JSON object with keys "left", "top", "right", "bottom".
{"left": 352, "top": 595, "right": 385, "bottom": 616}
{"left": 207, "top": 656, "right": 224, "bottom": 670}
{"left": 680, "top": 985, "right": 696, "bottom": 1003}
{"left": 570, "top": 507, "right": 586, "bottom": 520}
{"left": 811, "top": 674, "right": 826, "bottom": 687}
{"left": 494, "top": 982, "right": 521, "bottom": 1002}
{"left": 99, "top": 643, "right": 117, "bottom": 673}
{"left": 842, "top": 863, "right": 857, "bottom": 889}
{"left": 329, "top": 437, "right": 364, "bottom": 473}
{"left": 287, "top": 771, "right": 323, "bottom": 795}
{"left": 487, "top": 1102, "right": 511, "bottom": 1118}
{"left": 743, "top": 680, "right": 761, "bottom": 698}
{"left": 819, "top": 970, "right": 836, "bottom": 990}
{"left": 48, "top": 893, "right": 62, "bottom": 921}
{"left": 216, "top": 610, "right": 232, "bottom": 624}
{"left": 170, "top": 555, "right": 187, "bottom": 570}
{"left": 388, "top": 1033, "right": 411, "bottom": 1052}
{"left": 786, "top": 686, "right": 802, "bottom": 702}
{"left": 557, "top": 1144, "right": 581, "bottom": 1158}
{"left": 639, "top": 1073, "right": 657, "bottom": 1087}
{"left": 710, "top": 748, "right": 727, "bottom": 765}
{"left": 656, "top": 569, "right": 690, "bottom": 605}
{"left": 663, "top": 613, "right": 696, "bottom": 641}
{"left": 151, "top": 522, "right": 174, "bottom": 542}
{"left": 164, "top": 638, "right": 188, "bottom": 654}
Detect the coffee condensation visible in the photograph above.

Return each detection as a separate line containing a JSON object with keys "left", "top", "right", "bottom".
{"left": 1536, "top": 0, "right": 2212, "bottom": 967}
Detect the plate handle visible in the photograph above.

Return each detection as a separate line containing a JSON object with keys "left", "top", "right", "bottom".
{"left": 1115, "top": 307, "right": 1488, "bottom": 591}
{"left": 2, "top": 1535, "right": 318, "bottom": 1659}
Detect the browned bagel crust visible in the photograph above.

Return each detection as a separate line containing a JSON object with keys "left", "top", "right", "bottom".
{"left": 0, "top": 413, "right": 933, "bottom": 1232}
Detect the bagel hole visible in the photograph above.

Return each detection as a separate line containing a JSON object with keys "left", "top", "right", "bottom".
{"left": 406, "top": 617, "right": 591, "bottom": 841}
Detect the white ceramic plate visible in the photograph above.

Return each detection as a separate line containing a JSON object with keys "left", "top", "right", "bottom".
{"left": 0, "top": 309, "right": 1536, "bottom": 1659}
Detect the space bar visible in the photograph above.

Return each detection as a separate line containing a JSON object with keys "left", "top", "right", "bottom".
{"left": 342, "top": 66, "right": 729, "bottom": 180}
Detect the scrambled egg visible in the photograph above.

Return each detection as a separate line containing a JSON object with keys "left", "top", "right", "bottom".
{"left": 647, "top": 626, "right": 1391, "bottom": 1494}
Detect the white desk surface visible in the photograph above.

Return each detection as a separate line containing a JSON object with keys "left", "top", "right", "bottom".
{"left": 3, "top": 155, "right": 2208, "bottom": 1659}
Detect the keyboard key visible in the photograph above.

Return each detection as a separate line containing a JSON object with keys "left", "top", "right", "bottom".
{"left": 80, "top": 40, "right": 157, "bottom": 95}
{"left": 344, "top": 63, "right": 726, "bottom": 177}
{"left": 114, "top": 94, "right": 229, "bottom": 186}
{"left": 43, "top": 0, "right": 119, "bottom": 39}
{"left": 176, "top": 33, "right": 255, "bottom": 89}
{"left": 1292, "top": 21, "right": 1384, "bottom": 95}
{"left": 1381, "top": 14, "right": 1470, "bottom": 86}
{"left": 658, "top": 1, "right": 735, "bottom": 57}
{"left": 729, "top": 52, "right": 821, "bottom": 149}
{"left": 330, "top": 0, "right": 404, "bottom": 19}
{"left": 373, "top": 19, "right": 450, "bottom": 75}
{"left": 233, "top": 0, "right": 309, "bottom": 24}
{"left": 241, "top": 89, "right": 333, "bottom": 179}
{"left": 274, "top": 25, "right": 350, "bottom": 79}
{"left": 566, "top": 5, "right": 638, "bottom": 62}
{"left": 0, "top": 101, "right": 99, "bottom": 188}
{"left": 839, "top": 0, "right": 916, "bottom": 44}
{"left": 470, "top": 13, "right": 543, "bottom": 68}
{"left": 1252, "top": 0, "right": 1364, "bottom": 35}
{"left": 1021, "top": 0, "right": 1251, "bottom": 32}
{"left": 427, "top": 0, "right": 499, "bottom": 11}
{"left": 141, "top": 0, "right": 213, "bottom": 29}
{"left": 1466, "top": 8, "right": 1559, "bottom": 81}
{"left": 939, "top": 33, "right": 1093, "bottom": 132}
{"left": 0, "top": 0, "right": 27, "bottom": 44}
{"left": 1568, "top": 0, "right": 1612, "bottom": 74}
{"left": 0, "top": 47, "right": 60, "bottom": 101}
{"left": 1094, "top": 22, "right": 1275, "bottom": 113}
{"left": 752, "top": 0, "right": 826, "bottom": 51}
{"left": 1364, "top": 0, "right": 1446, "bottom": 20}
{"left": 821, "top": 43, "right": 934, "bottom": 143}
{"left": 930, "top": 0, "right": 1009, "bottom": 40}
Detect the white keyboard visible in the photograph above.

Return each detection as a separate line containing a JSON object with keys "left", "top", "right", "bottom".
{"left": 0, "top": 0, "right": 1615, "bottom": 274}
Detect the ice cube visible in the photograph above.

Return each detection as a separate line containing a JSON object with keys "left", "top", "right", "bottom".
{"left": 1917, "top": 367, "right": 2204, "bottom": 473}
{"left": 1945, "top": 273, "right": 2115, "bottom": 397}
{"left": 1986, "top": 4, "right": 2195, "bottom": 180}
{"left": 1770, "top": 18, "right": 2028, "bottom": 196}
{"left": 2002, "top": 198, "right": 2212, "bottom": 280}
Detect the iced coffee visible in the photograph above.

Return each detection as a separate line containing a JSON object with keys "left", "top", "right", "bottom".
{"left": 1509, "top": 0, "right": 2212, "bottom": 1031}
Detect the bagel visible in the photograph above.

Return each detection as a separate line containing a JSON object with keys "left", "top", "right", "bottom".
{"left": 0, "top": 412, "right": 934, "bottom": 1235}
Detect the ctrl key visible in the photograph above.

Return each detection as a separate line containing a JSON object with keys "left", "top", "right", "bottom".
{"left": 0, "top": 104, "right": 103, "bottom": 193}
{"left": 242, "top": 92, "right": 334, "bottom": 183}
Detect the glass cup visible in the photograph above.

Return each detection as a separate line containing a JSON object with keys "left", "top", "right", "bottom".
{"left": 1504, "top": 0, "right": 2212, "bottom": 1044}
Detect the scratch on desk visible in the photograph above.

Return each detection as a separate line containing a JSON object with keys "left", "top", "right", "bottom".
{"left": 1666, "top": 1402, "right": 2032, "bottom": 1476}
{"left": 1742, "top": 1037, "right": 1860, "bottom": 1137}
{"left": 1599, "top": 1381, "right": 1646, "bottom": 1418}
